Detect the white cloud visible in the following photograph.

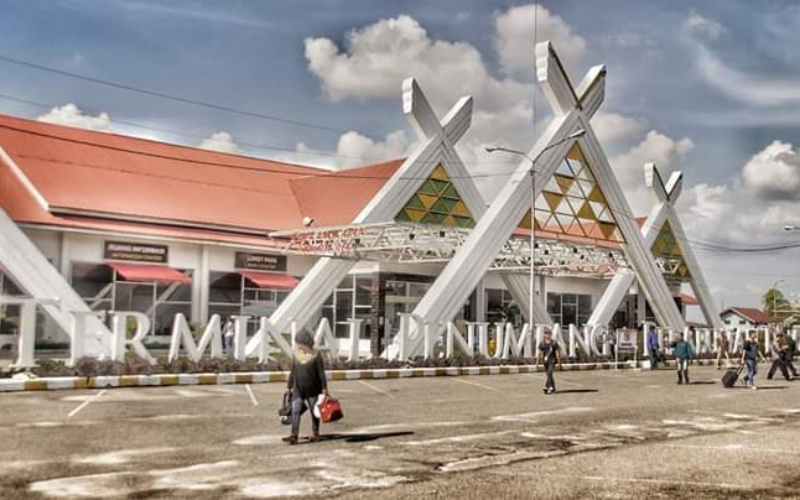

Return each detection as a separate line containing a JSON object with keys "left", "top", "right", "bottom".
{"left": 683, "top": 12, "right": 727, "bottom": 41}
{"left": 694, "top": 46, "right": 800, "bottom": 107}
{"left": 609, "top": 130, "right": 694, "bottom": 214}
{"left": 495, "top": 4, "right": 587, "bottom": 76}
{"left": 742, "top": 140, "right": 800, "bottom": 200}
{"left": 335, "top": 130, "right": 412, "bottom": 168}
{"left": 37, "top": 103, "right": 111, "bottom": 131}
{"left": 198, "top": 131, "right": 239, "bottom": 153}
{"left": 591, "top": 112, "right": 647, "bottom": 147}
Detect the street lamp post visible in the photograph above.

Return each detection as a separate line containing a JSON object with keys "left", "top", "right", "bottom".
{"left": 486, "top": 129, "right": 586, "bottom": 331}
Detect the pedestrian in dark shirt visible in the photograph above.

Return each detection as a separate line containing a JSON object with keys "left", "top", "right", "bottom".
{"left": 283, "top": 331, "right": 329, "bottom": 445}
{"left": 670, "top": 332, "right": 694, "bottom": 385}
{"left": 647, "top": 327, "right": 660, "bottom": 370}
{"left": 536, "top": 330, "right": 562, "bottom": 395}
{"left": 741, "top": 331, "right": 767, "bottom": 390}
{"left": 785, "top": 333, "right": 798, "bottom": 377}
{"left": 767, "top": 333, "right": 793, "bottom": 382}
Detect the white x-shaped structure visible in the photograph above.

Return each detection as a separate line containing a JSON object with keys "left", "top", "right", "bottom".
{"left": 246, "top": 78, "right": 492, "bottom": 355}
{"left": 589, "top": 164, "right": 721, "bottom": 329}
{"left": 394, "top": 42, "right": 686, "bottom": 358}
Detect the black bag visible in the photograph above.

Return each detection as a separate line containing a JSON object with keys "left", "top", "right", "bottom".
{"left": 722, "top": 365, "right": 743, "bottom": 388}
{"left": 278, "top": 392, "right": 292, "bottom": 425}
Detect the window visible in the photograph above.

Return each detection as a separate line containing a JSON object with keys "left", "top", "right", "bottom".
{"left": 486, "top": 288, "right": 516, "bottom": 326}
{"left": 0, "top": 272, "right": 23, "bottom": 336}
{"left": 322, "top": 275, "right": 373, "bottom": 339}
{"left": 72, "top": 262, "right": 193, "bottom": 336}
{"left": 384, "top": 278, "right": 431, "bottom": 335}
{"left": 547, "top": 293, "right": 592, "bottom": 327}
{"left": 209, "top": 272, "right": 294, "bottom": 334}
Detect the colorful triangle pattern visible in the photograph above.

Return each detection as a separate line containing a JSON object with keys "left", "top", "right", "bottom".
{"left": 518, "top": 143, "right": 625, "bottom": 243}
{"left": 396, "top": 164, "right": 475, "bottom": 228}
{"left": 651, "top": 221, "right": 690, "bottom": 278}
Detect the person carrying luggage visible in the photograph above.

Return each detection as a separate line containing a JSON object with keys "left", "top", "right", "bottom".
{"left": 647, "top": 327, "right": 660, "bottom": 370}
{"left": 767, "top": 332, "right": 793, "bottom": 381}
{"left": 741, "top": 330, "right": 767, "bottom": 390}
{"left": 536, "top": 329, "right": 562, "bottom": 395}
{"left": 283, "top": 331, "right": 329, "bottom": 445}
{"left": 670, "top": 332, "right": 694, "bottom": 385}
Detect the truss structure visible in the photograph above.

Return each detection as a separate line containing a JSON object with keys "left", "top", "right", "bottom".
{"left": 273, "top": 222, "right": 627, "bottom": 276}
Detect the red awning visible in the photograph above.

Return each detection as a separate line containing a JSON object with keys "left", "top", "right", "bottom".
{"left": 109, "top": 262, "right": 192, "bottom": 284}
{"left": 242, "top": 271, "right": 299, "bottom": 290}
{"left": 681, "top": 294, "right": 699, "bottom": 306}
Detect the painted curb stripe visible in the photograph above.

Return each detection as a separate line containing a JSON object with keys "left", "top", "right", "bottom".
{"left": 0, "top": 360, "right": 692, "bottom": 392}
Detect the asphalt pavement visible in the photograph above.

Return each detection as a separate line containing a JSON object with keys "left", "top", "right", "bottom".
{"left": 1, "top": 365, "right": 800, "bottom": 499}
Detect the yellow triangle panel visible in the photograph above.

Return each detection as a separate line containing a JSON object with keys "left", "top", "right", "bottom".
{"left": 395, "top": 163, "right": 475, "bottom": 228}
{"left": 521, "top": 142, "right": 625, "bottom": 243}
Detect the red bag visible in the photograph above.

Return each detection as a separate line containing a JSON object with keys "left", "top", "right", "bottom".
{"left": 319, "top": 397, "right": 343, "bottom": 423}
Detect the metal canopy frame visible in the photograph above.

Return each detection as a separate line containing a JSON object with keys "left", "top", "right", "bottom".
{"left": 272, "top": 222, "right": 644, "bottom": 278}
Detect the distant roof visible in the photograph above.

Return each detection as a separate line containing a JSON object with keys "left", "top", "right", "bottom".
{"left": 721, "top": 307, "right": 777, "bottom": 324}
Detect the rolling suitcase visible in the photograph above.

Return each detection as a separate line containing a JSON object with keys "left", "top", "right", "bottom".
{"left": 722, "top": 365, "right": 743, "bottom": 388}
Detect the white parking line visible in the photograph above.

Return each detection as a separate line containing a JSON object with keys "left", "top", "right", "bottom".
{"left": 67, "top": 389, "right": 107, "bottom": 419}
{"left": 451, "top": 377, "right": 501, "bottom": 393}
{"left": 661, "top": 443, "right": 800, "bottom": 456}
{"left": 358, "top": 380, "right": 396, "bottom": 398}
{"left": 245, "top": 384, "right": 259, "bottom": 406}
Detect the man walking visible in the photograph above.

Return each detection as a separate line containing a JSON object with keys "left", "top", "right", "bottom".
{"left": 786, "top": 333, "right": 798, "bottom": 377}
{"left": 742, "top": 330, "right": 767, "bottom": 390}
{"left": 283, "top": 331, "right": 330, "bottom": 445}
{"left": 536, "top": 330, "right": 562, "bottom": 395}
{"left": 716, "top": 329, "right": 731, "bottom": 370}
{"left": 670, "top": 332, "right": 694, "bottom": 385}
{"left": 767, "top": 332, "right": 793, "bottom": 381}
{"left": 647, "top": 326, "right": 660, "bottom": 370}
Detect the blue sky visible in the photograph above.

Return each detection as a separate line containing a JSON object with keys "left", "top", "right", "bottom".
{"left": 3, "top": 0, "right": 800, "bottom": 313}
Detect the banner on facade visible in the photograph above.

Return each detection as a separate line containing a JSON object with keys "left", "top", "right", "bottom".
{"left": 235, "top": 252, "right": 287, "bottom": 272}
{"left": 104, "top": 241, "right": 168, "bottom": 264}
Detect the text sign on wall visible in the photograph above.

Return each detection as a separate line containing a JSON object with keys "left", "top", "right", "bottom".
{"left": 104, "top": 241, "right": 168, "bottom": 264}
{"left": 235, "top": 252, "right": 287, "bottom": 272}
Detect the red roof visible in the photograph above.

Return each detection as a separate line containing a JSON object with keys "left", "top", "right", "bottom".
{"left": 681, "top": 294, "right": 698, "bottom": 306}
{"left": 290, "top": 160, "right": 402, "bottom": 227}
{"left": 722, "top": 307, "right": 777, "bottom": 324}
{"left": 0, "top": 112, "right": 650, "bottom": 252}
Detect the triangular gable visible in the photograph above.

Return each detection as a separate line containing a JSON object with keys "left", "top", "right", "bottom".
{"left": 651, "top": 220, "right": 690, "bottom": 279}
{"left": 396, "top": 164, "right": 475, "bottom": 228}
{"left": 522, "top": 143, "right": 624, "bottom": 243}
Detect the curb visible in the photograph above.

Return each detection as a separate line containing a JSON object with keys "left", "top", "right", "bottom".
{"left": 0, "top": 359, "right": 717, "bottom": 393}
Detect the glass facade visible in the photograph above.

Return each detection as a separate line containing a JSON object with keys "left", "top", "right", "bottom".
{"left": 322, "top": 275, "right": 373, "bottom": 339}
{"left": 547, "top": 292, "right": 592, "bottom": 327}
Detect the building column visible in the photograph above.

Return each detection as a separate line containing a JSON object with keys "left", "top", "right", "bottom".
{"left": 475, "top": 276, "right": 487, "bottom": 323}
{"left": 194, "top": 245, "right": 210, "bottom": 324}
{"left": 370, "top": 272, "right": 385, "bottom": 357}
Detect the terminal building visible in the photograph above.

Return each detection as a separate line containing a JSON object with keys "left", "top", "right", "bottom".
{"left": 0, "top": 112, "right": 696, "bottom": 355}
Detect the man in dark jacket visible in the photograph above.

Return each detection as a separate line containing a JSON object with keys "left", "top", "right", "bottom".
{"left": 283, "top": 331, "right": 329, "bottom": 445}
{"left": 786, "top": 334, "right": 798, "bottom": 377}
{"left": 647, "top": 327, "right": 660, "bottom": 370}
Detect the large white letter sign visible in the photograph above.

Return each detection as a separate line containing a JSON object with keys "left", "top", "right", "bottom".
{"left": 394, "top": 42, "right": 685, "bottom": 358}
{"left": 168, "top": 313, "right": 223, "bottom": 362}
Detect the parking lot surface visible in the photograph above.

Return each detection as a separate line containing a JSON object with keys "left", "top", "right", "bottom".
{"left": 2, "top": 365, "right": 800, "bottom": 499}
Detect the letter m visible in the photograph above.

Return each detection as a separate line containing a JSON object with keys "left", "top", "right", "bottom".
{"left": 168, "top": 314, "right": 223, "bottom": 362}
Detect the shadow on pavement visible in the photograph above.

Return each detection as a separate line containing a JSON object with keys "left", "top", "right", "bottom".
{"left": 689, "top": 381, "right": 717, "bottom": 385}
{"left": 318, "top": 431, "right": 415, "bottom": 443}
{"left": 555, "top": 389, "right": 599, "bottom": 394}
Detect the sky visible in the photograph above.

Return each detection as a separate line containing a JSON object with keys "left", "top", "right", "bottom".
{"left": 2, "top": 0, "right": 800, "bottom": 315}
